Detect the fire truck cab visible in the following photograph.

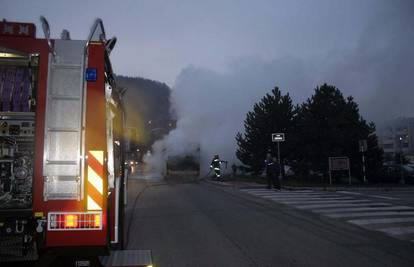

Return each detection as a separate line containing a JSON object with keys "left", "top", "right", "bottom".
{"left": 0, "top": 17, "right": 128, "bottom": 265}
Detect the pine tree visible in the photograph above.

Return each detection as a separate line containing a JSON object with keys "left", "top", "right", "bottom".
{"left": 295, "top": 83, "right": 383, "bottom": 180}
{"left": 365, "top": 122, "right": 384, "bottom": 181}
{"left": 236, "top": 87, "right": 296, "bottom": 173}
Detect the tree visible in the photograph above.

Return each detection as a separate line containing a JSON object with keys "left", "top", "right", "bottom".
{"left": 295, "top": 83, "right": 383, "bottom": 181}
{"left": 365, "top": 122, "right": 384, "bottom": 180}
{"left": 236, "top": 87, "right": 296, "bottom": 173}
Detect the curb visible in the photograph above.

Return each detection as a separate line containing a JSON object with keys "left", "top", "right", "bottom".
{"left": 204, "top": 179, "right": 268, "bottom": 189}
{"left": 205, "top": 179, "right": 414, "bottom": 192}
{"left": 281, "top": 186, "right": 414, "bottom": 192}
{"left": 204, "top": 179, "right": 233, "bottom": 187}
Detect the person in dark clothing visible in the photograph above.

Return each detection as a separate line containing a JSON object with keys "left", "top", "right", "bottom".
{"left": 265, "top": 154, "right": 281, "bottom": 189}
{"left": 231, "top": 163, "right": 237, "bottom": 177}
{"left": 264, "top": 153, "right": 273, "bottom": 189}
{"left": 270, "top": 157, "right": 281, "bottom": 189}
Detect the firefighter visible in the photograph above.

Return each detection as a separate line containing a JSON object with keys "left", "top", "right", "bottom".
{"left": 210, "top": 154, "right": 224, "bottom": 181}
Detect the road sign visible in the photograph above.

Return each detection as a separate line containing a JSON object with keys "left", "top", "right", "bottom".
{"left": 328, "top": 157, "right": 351, "bottom": 185}
{"left": 359, "top": 139, "right": 367, "bottom": 152}
{"left": 272, "top": 133, "right": 285, "bottom": 142}
{"left": 329, "top": 157, "right": 350, "bottom": 171}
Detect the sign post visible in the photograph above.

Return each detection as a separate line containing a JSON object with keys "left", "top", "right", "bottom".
{"left": 359, "top": 139, "right": 368, "bottom": 183}
{"left": 272, "top": 133, "right": 285, "bottom": 179}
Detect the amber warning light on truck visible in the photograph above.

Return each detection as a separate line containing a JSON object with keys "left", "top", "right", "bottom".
{"left": 48, "top": 212, "right": 102, "bottom": 231}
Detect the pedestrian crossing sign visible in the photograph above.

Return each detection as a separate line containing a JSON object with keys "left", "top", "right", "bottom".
{"left": 272, "top": 133, "right": 285, "bottom": 142}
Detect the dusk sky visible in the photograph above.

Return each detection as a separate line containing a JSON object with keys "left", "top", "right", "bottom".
{"left": 2, "top": 0, "right": 413, "bottom": 121}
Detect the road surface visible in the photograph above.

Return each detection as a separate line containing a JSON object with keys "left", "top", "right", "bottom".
{"left": 125, "top": 176, "right": 414, "bottom": 267}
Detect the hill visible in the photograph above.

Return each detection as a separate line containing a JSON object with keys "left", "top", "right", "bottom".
{"left": 116, "top": 75, "right": 172, "bottom": 150}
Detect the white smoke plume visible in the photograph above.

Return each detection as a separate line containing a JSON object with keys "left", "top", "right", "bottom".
{"left": 143, "top": 2, "right": 414, "bottom": 177}
{"left": 143, "top": 59, "right": 315, "bottom": 176}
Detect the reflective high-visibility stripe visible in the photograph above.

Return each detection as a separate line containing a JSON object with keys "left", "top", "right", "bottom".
{"left": 87, "top": 150, "right": 104, "bottom": 211}
{"left": 214, "top": 168, "right": 220, "bottom": 170}
{"left": 87, "top": 196, "right": 102, "bottom": 210}
{"left": 213, "top": 159, "right": 219, "bottom": 162}
{"left": 88, "top": 166, "right": 103, "bottom": 194}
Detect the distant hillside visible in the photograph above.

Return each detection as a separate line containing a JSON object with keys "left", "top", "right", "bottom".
{"left": 116, "top": 75, "right": 172, "bottom": 146}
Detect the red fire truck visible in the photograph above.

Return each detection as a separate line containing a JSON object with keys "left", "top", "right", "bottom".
{"left": 0, "top": 17, "right": 139, "bottom": 266}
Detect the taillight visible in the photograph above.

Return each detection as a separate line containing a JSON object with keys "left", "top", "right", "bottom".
{"left": 94, "top": 213, "right": 101, "bottom": 228}
{"left": 64, "top": 214, "right": 78, "bottom": 228}
{"left": 48, "top": 212, "right": 102, "bottom": 231}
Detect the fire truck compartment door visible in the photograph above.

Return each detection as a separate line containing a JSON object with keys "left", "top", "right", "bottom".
{"left": 43, "top": 40, "right": 86, "bottom": 200}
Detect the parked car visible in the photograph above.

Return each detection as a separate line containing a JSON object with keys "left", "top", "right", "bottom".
{"left": 375, "top": 165, "right": 414, "bottom": 183}
{"left": 402, "top": 165, "right": 414, "bottom": 184}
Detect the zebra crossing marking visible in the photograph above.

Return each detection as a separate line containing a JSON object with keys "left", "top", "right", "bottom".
{"left": 293, "top": 202, "right": 389, "bottom": 210}
{"left": 327, "top": 211, "right": 414, "bottom": 218}
{"left": 257, "top": 191, "right": 337, "bottom": 195}
{"left": 265, "top": 196, "right": 354, "bottom": 199}
{"left": 377, "top": 226, "right": 414, "bottom": 236}
{"left": 337, "top": 191, "right": 363, "bottom": 195}
{"left": 264, "top": 196, "right": 355, "bottom": 203}
{"left": 240, "top": 189, "right": 313, "bottom": 193}
{"left": 315, "top": 206, "right": 414, "bottom": 214}
{"left": 338, "top": 191, "right": 399, "bottom": 200}
{"left": 241, "top": 191, "right": 319, "bottom": 195}
{"left": 254, "top": 194, "right": 326, "bottom": 199}
{"left": 368, "top": 195, "right": 399, "bottom": 200}
{"left": 348, "top": 217, "right": 414, "bottom": 225}
{"left": 241, "top": 187, "right": 414, "bottom": 243}
{"left": 241, "top": 188, "right": 311, "bottom": 191}
{"left": 280, "top": 199, "right": 371, "bottom": 205}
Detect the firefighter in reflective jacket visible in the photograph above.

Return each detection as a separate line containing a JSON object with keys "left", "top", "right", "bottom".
{"left": 210, "top": 154, "right": 223, "bottom": 180}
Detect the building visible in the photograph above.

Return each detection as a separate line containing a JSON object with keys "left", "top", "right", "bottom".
{"left": 377, "top": 117, "right": 414, "bottom": 163}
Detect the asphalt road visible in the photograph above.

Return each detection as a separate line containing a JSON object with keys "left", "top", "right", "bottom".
{"left": 125, "top": 178, "right": 414, "bottom": 267}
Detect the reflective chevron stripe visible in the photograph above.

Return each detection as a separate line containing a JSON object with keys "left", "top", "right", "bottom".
{"left": 87, "top": 150, "right": 104, "bottom": 211}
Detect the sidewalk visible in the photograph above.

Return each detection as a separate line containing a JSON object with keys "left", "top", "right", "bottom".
{"left": 205, "top": 178, "right": 414, "bottom": 191}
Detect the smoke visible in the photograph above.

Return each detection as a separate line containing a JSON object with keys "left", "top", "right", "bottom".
{"left": 143, "top": 58, "right": 315, "bottom": 176}
{"left": 316, "top": 1, "right": 414, "bottom": 121}
{"left": 143, "top": 1, "right": 414, "bottom": 176}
